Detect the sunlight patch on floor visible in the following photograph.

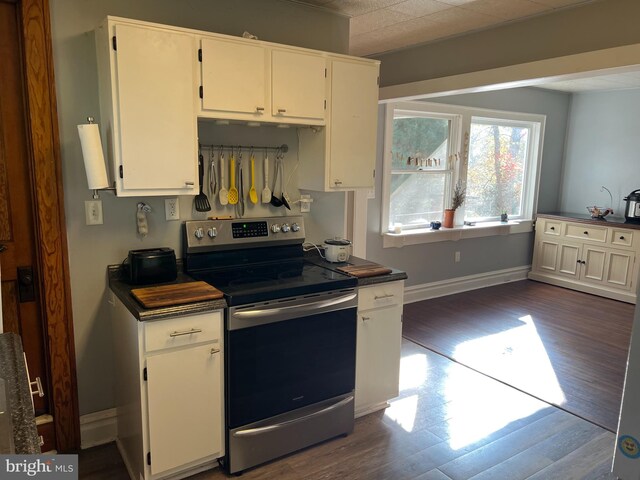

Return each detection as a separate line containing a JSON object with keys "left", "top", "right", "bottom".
{"left": 443, "top": 314, "right": 564, "bottom": 449}
{"left": 384, "top": 395, "right": 419, "bottom": 433}
{"left": 398, "top": 353, "right": 428, "bottom": 391}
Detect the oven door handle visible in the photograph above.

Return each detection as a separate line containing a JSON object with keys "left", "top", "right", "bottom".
{"left": 232, "top": 395, "right": 354, "bottom": 437}
{"left": 232, "top": 292, "right": 357, "bottom": 320}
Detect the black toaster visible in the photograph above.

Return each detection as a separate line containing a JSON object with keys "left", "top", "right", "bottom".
{"left": 123, "top": 247, "right": 177, "bottom": 285}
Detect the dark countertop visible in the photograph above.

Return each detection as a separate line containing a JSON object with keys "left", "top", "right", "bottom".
{"left": 304, "top": 251, "right": 408, "bottom": 286}
{"left": 537, "top": 212, "right": 640, "bottom": 230}
{"left": 109, "top": 252, "right": 406, "bottom": 321}
{"left": 0, "top": 333, "right": 40, "bottom": 454}
{"left": 108, "top": 266, "right": 227, "bottom": 322}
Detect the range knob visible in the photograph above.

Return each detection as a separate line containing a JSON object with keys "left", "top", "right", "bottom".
{"left": 291, "top": 223, "right": 300, "bottom": 232}
{"left": 281, "top": 223, "right": 291, "bottom": 233}
{"left": 270, "top": 224, "right": 281, "bottom": 233}
{"left": 207, "top": 227, "right": 217, "bottom": 238}
{"left": 194, "top": 227, "right": 204, "bottom": 239}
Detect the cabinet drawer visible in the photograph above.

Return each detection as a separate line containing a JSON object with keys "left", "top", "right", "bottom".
{"left": 565, "top": 223, "right": 607, "bottom": 243}
{"left": 358, "top": 281, "right": 404, "bottom": 311}
{"left": 541, "top": 220, "right": 562, "bottom": 236}
{"left": 144, "top": 311, "right": 222, "bottom": 353}
{"left": 611, "top": 229, "right": 634, "bottom": 248}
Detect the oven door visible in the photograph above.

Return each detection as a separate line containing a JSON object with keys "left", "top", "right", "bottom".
{"left": 226, "top": 290, "right": 357, "bottom": 429}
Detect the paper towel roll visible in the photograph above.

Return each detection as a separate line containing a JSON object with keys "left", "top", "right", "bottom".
{"left": 77, "top": 123, "right": 108, "bottom": 190}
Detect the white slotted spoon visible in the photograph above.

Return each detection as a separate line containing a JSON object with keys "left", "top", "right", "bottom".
{"left": 262, "top": 151, "right": 272, "bottom": 203}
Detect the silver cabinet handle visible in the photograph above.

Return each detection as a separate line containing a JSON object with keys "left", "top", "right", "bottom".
{"left": 374, "top": 294, "right": 395, "bottom": 300}
{"left": 169, "top": 328, "right": 202, "bottom": 337}
{"left": 30, "top": 377, "right": 44, "bottom": 398}
{"left": 362, "top": 316, "right": 370, "bottom": 322}
{"left": 334, "top": 180, "right": 342, "bottom": 185}
{"left": 210, "top": 348, "right": 220, "bottom": 355}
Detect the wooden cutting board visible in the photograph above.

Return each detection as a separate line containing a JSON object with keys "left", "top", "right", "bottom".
{"left": 131, "top": 281, "right": 223, "bottom": 308}
{"left": 336, "top": 264, "right": 392, "bottom": 278}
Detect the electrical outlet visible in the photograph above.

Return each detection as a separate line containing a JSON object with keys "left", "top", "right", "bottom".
{"left": 165, "top": 198, "right": 180, "bottom": 220}
{"left": 85, "top": 200, "right": 103, "bottom": 225}
{"left": 300, "top": 194, "right": 311, "bottom": 213}
{"left": 455, "top": 251, "right": 461, "bottom": 263}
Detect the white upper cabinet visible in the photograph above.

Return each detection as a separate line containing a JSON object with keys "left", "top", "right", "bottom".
{"left": 97, "top": 20, "right": 199, "bottom": 196}
{"left": 271, "top": 50, "right": 326, "bottom": 122}
{"left": 199, "top": 40, "right": 326, "bottom": 125}
{"left": 298, "top": 57, "right": 380, "bottom": 191}
{"left": 200, "top": 37, "right": 268, "bottom": 117}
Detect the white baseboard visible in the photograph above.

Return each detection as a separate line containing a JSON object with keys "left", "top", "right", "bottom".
{"left": 404, "top": 265, "right": 531, "bottom": 304}
{"left": 80, "top": 408, "right": 118, "bottom": 449}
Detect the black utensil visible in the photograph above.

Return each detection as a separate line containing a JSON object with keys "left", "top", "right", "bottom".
{"left": 194, "top": 153, "right": 211, "bottom": 212}
{"left": 270, "top": 155, "right": 283, "bottom": 207}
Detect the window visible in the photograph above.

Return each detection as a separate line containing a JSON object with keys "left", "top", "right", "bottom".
{"left": 382, "top": 102, "right": 544, "bottom": 236}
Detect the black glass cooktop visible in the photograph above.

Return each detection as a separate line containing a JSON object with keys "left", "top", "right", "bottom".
{"left": 190, "top": 259, "right": 357, "bottom": 306}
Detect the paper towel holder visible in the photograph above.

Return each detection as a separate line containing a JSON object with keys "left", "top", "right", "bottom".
{"left": 78, "top": 116, "right": 116, "bottom": 199}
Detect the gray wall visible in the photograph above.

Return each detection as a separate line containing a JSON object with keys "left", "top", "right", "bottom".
{"left": 373, "top": 0, "right": 640, "bottom": 88}
{"left": 559, "top": 88, "right": 640, "bottom": 216}
{"left": 49, "top": 0, "right": 349, "bottom": 416}
{"left": 365, "top": 87, "right": 571, "bottom": 286}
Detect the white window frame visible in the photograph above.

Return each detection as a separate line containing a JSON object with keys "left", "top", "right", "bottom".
{"left": 382, "top": 101, "right": 545, "bottom": 248}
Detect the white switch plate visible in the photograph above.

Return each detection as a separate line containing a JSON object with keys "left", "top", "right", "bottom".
{"left": 85, "top": 200, "right": 103, "bottom": 225}
{"left": 165, "top": 198, "right": 180, "bottom": 220}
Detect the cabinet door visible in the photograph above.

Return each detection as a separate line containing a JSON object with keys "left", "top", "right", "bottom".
{"left": 329, "top": 60, "right": 379, "bottom": 189}
{"left": 355, "top": 304, "right": 402, "bottom": 414}
{"left": 200, "top": 37, "right": 267, "bottom": 116}
{"left": 581, "top": 245, "right": 607, "bottom": 284}
{"left": 272, "top": 50, "right": 326, "bottom": 121}
{"left": 146, "top": 343, "right": 223, "bottom": 475}
{"left": 557, "top": 243, "right": 581, "bottom": 278}
{"left": 535, "top": 239, "right": 559, "bottom": 272}
{"left": 604, "top": 250, "right": 635, "bottom": 290}
{"left": 114, "top": 24, "right": 197, "bottom": 193}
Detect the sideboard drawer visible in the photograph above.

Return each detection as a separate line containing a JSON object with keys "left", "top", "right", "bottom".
{"left": 565, "top": 223, "right": 607, "bottom": 243}
{"left": 611, "top": 229, "right": 634, "bottom": 248}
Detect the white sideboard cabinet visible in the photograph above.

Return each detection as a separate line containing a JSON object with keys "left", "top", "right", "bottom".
{"left": 529, "top": 215, "right": 639, "bottom": 303}
{"left": 110, "top": 294, "right": 224, "bottom": 480}
{"left": 355, "top": 280, "right": 404, "bottom": 417}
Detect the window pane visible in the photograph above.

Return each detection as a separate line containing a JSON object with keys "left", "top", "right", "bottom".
{"left": 390, "top": 173, "right": 445, "bottom": 230}
{"left": 392, "top": 114, "right": 450, "bottom": 171}
{"left": 466, "top": 121, "right": 529, "bottom": 220}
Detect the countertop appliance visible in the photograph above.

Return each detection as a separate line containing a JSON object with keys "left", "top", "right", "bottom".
{"left": 182, "top": 216, "right": 357, "bottom": 475}
{"left": 324, "top": 238, "right": 351, "bottom": 263}
{"left": 124, "top": 247, "right": 177, "bottom": 285}
{"left": 623, "top": 189, "right": 640, "bottom": 222}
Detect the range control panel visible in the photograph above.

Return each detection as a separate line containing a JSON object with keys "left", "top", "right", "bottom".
{"left": 184, "top": 216, "right": 306, "bottom": 253}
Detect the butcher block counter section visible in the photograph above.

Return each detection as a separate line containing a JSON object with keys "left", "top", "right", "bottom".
{"left": 305, "top": 253, "right": 408, "bottom": 286}
{"left": 108, "top": 265, "right": 227, "bottom": 321}
{"left": 530, "top": 213, "right": 640, "bottom": 303}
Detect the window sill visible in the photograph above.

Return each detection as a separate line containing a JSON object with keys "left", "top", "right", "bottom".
{"left": 382, "top": 220, "right": 533, "bottom": 248}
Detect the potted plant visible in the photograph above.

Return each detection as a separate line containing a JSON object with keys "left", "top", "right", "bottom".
{"left": 443, "top": 181, "right": 465, "bottom": 228}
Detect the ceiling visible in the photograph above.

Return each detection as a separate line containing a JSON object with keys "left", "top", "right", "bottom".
{"left": 289, "top": 0, "right": 640, "bottom": 93}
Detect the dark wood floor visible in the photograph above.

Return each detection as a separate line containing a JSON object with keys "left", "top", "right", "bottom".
{"left": 79, "top": 338, "right": 617, "bottom": 479}
{"left": 403, "top": 280, "right": 634, "bottom": 432}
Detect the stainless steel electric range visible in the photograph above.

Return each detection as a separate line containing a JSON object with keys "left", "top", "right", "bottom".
{"left": 183, "top": 216, "right": 357, "bottom": 475}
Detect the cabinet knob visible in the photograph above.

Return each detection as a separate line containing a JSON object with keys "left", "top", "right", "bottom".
{"left": 620, "top": 236, "right": 625, "bottom": 240}
{"left": 277, "top": 108, "right": 287, "bottom": 114}
{"left": 581, "top": 260, "right": 586, "bottom": 264}
{"left": 185, "top": 181, "right": 195, "bottom": 186}
{"left": 210, "top": 348, "right": 220, "bottom": 355}
{"left": 334, "top": 180, "right": 342, "bottom": 186}
{"left": 256, "top": 107, "right": 264, "bottom": 112}
{"left": 550, "top": 226, "right": 555, "bottom": 230}
{"left": 583, "top": 231, "right": 589, "bottom": 235}
{"left": 361, "top": 316, "right": 370, "bottom": 322}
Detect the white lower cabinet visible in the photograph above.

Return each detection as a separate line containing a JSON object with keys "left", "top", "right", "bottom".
{"left": 111, "top": 295, "right": 224, "bottom": 480}
{"left": 530, "top": 217, "right": 638, "bottom": 303}
{"left": 355, "top": 281, "right": 404, "bottom": 417}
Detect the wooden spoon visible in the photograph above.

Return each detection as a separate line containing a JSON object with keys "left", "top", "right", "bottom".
{"left": 249, "top": 153, "right": 258, "bottom": 204}
{"left": 218, "top": 152, "right": 228, "bottom": 206}
{"left": 228, "top": 154, "right": 238, "bottom": 205}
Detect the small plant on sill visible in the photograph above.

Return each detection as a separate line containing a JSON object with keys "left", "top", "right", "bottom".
{"left": 451, "top": 181, "right": 466, "bottom": 211}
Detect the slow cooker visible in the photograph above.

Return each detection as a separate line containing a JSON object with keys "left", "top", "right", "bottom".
{"left": 623, "top": 189, "right": 640, "bottom": 222}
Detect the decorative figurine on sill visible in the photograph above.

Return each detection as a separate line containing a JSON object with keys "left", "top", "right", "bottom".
{"left": 501, "top": 212, "right": 509, "bottom": 222}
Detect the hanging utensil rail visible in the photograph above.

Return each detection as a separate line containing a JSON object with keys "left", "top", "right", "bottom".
{"left": 200, "top": 144, "right": 288, "bottom": 153}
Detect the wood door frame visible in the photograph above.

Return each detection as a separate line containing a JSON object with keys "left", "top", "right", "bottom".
{"left": 12, "top": 0, "right": 80, "bottom": 451}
